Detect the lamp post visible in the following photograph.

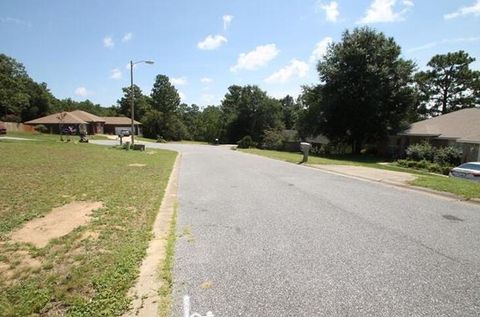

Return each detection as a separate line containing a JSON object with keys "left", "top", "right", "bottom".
{"left": 130, "top": 60, "right": 154, "bottom": 146}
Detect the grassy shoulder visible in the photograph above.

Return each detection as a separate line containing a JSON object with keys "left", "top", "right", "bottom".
{"left": 239, "top": 148, "right": 480, "bottom": 199}
{"left": 0, "top": 134, "right": 177, "bottom": 316}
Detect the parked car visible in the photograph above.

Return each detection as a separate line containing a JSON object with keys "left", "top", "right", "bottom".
{"left": 120, "top": 129, "right": 131, "bottom": 137}
{"left": 0, "top": 122, "right": 6, "bottom": 134}
{"left": 449, "top": 162, "right": 480, "bottom": 182}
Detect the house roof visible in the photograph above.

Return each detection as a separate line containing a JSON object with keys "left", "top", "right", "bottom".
{"left": 103, "top": 117, "right": 141, "bottom": 125}
{"left": 25, "top": 112, "right": 88, "bottom": 125}
{"left": 70, "top": 110, "right": 105, "bottom": 122}
{"left": 399, "top": 108, "right": 480, "bottom": 143}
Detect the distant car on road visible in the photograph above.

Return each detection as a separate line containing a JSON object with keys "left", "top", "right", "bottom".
{"left": 449, "top": 162, "right": 480, "bottom": 182}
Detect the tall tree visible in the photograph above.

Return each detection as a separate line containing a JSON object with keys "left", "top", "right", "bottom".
{"left": 317, "top": 27, "right": 415, "bottom": 153}
{"left": 415, "top": 50, "right": 480, "bottom": 117}
{"left": 0, "top": 54, "right": 53, "bottom": 121}
{"left": 150, "top": 74, "right": 180, "bottom": 113}
{"left": 117, "top": 85, "right": 151, "bottom": 121}
{"left": 220, "top": 85, "right": 283, "bottom": 143}
{"left": 280, "top": 95, "right": 301, "bottom": 129}
{"left": 143, "top": 74, "right": 187, "bottom": 140}
{"left": 296, "top": 85, "right": 325, "bottom": 139}
{"left": 177, "top": 103, "right": 201, "bottom": 140}
{"left": 198, "top": 106, "right": 224, "bottom": 143}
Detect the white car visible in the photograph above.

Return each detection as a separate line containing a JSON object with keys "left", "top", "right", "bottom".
{"left": 449, "top": 162, "right": 480, "bottom": 182}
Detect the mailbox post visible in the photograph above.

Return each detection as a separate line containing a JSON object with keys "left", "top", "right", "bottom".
{"left": 300, "top": 142, "right": 312, "bottom": 163}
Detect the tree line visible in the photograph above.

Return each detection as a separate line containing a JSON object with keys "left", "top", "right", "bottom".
{"left": 1, "top": 26, "right": 479, "bottom": 152}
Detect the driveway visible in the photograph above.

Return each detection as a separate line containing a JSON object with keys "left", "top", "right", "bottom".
{"left": 96, "top": 141, "right": 480, "bottom": 316}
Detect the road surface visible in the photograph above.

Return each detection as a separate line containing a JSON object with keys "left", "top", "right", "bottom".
{"left": 99, "top": 141, "right": 480, "bottom": 316}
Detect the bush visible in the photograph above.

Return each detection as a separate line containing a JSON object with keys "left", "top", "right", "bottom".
{"left": 237, "top": 135, "right": 253, "bottom": 149}
{"left": 34, "top": 124, "right": 48, "bottom": 133}
{"left": 434, "top": 146, "right": 462, "bottom": 166}
{"left": 262, "top": 129, "right": 284, "bottom": 150}
{"left": 397, "top": 159, "right": 451, "bottom": 175}
{"left": 406, "top": 142, "right": 435, "bottom": 161}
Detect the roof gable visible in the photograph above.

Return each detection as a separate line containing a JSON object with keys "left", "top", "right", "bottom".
{"left": 400, "top": 108, "right": 480, "bottom": 142}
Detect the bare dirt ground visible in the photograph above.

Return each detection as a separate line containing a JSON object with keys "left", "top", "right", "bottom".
{"left": 10, "top": 201, "right": 103, "bottom": 248}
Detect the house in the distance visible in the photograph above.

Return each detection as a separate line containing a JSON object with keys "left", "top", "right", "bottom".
{"left": 103, "top": 116, "right": 142, "bottom": 136}
{"left": 25, "top": 110, "right": 142, "bottom": 135}
{"left": 396, "top": 108, "right": 480, "bottom": 162}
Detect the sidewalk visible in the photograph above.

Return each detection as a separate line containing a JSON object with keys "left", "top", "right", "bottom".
{"left": 311, "top": 164, "right": 416, "bottom": 186}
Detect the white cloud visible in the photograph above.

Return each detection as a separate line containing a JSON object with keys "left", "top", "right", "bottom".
{"left": 230, "top": 44, "right": 280, "bottom": 72}
{"left": 201, "top": 77, "right": 213, "bottom": 84}
{"left": 407, "top": 36, "right": 480, "bottom": 53}
{"left": 358, "top": 0, "right": 413, "bottom": 24}
{"left": 0, "top": 17, "right": 31, "bottom": 27}
{"left": 197, "top": 34, "right": 227, "bottom": 50}
{"left": 444, "top": 0, "right": 480, "bottom": 20}
{"left": 103, "top": 36, "right": 114, "bottom": 48}
{"left": 223, "top": 15, "right": 234, "bottom": 30}
{"left": 317, "top": 1, "right": 340, "bottom": 22}
{"left": 110, "top": 68, "right": 122, "bottom": 80}
{"left": 309, "top": 37, "right": 333, "bottom": 63}
{"left": 171, "top": 77, "right": 187, "bottom": 86}
{"left": 121, "top": 32, "right": 133, "bottom": 43}
{"left": 74, "top": 86, "right": 93, "bottom": 97}
{"left": 178, "top": 91, "right": 186, "bottom": 101}
{"left": 265, "top": 59, "right": 309, "bottom": 84}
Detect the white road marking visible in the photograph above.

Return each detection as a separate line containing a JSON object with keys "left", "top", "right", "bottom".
{"left": 183, "top": 294, "right": 215, "bottom": 317}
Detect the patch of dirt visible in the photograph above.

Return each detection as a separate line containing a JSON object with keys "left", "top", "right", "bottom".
{"left": 10, "top": 201, "right": 103, "bottom": 248}
{"left": 128, "top": 163, "right": 146, "bottom": 167}
{"left": 80, "top": 231, "right": 100, "bottom": 241}
{"left": 0, "top": 250, "right": 43, "bottom": 285}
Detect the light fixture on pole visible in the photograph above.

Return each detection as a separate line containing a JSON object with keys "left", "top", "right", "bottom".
{"left": 130, "top": 60, "right": 154, "bottom": 146}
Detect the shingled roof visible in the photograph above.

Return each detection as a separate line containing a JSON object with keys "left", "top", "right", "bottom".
{"left": 70, "top": 110, "right": 105, "bottom": 122}
{"left": 25, "top": 112, "right": 87, "bottom": 125}
{"left": 103, "top": 117, "right": 141, "bottom": 125}
{"left": 399, "top": 108, "right": 480, "bottom": 143}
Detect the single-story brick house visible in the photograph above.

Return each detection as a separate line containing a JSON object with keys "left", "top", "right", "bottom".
{"left": 395, "top": 108, "right": 480, "bottom": 162}
{"left": 25, "top": 110, "right": 141, "bottom": 135}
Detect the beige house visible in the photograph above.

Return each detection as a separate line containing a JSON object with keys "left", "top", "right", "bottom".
{"left": 25, "top": 110, "right": 141, "bottom": 135}
{"left": 397, "top": 108, "right": 480, "bottom": 162}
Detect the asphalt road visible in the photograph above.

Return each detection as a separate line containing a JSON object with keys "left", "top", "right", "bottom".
{"left": 98, "top": 141, "right": 480, "bottom": 316}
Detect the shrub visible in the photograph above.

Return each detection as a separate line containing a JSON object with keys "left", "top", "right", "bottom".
{"left": 237, "top": 135, "right": 253, "bottom": 149}
{"left": 262, "top": 129, "right": 284, "bottom": 150}
{"left": 405, "top": 142, "right": 435, "bottom": 162}
{"left": 34, "top": 124, "right": 48, "bottom": 133}
{"left": 397, "top": 159, "right": 451, "bottom": 175}
{"left": 434, "top": 146, "right": 462, "bottom": 166}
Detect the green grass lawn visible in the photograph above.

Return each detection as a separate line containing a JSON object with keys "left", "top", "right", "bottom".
{"left": 0, "top": 134, "right": 177, "bottom": 316}
{"left": 239, "top": 148, "right": 480, "bottom": 199}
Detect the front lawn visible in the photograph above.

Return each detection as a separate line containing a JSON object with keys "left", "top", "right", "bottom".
{"left": 239, "top": 148, "right": 480, "bottom": 200}
{"left": 0, "top": 135, "right": 177, "bottom": 316}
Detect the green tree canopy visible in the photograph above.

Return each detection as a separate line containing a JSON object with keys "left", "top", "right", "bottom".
{"left": 280, "top": 95, "right": 301, "bottom": 130}
{"left": 316, "top": 27, "right": 416, "bottom": 153}
{"left": 0, "top": 54, "right": 54, "bottom": 121}
{"left": 116, "top": 85, "right": 151, "bottom": 121}
{"left": 415, "top": 50, "right": 480, "bottom": 117}
{"left": 150, "top": 74, "right": 180, "bottom": 113}
{"left": 221, "top": 85, "right": 283, "bottom": 143}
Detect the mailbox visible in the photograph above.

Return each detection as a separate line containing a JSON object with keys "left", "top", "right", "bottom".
{"left": 300, "top": 142, "right": 312, "bottom": 163}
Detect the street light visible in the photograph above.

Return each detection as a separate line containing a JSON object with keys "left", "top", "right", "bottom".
{"left": 130, "top": 60, "right": 154, "bottom": 146}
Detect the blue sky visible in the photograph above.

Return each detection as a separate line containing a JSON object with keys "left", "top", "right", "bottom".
{"left": 1, "top": 0, "right": 479, "bottom": 108}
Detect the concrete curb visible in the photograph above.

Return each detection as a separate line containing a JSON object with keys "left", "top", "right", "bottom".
{"left": 308, "top": 164, "right": 480, "bottom": 207}
{"left": 123, "top": 152, "right": 181, "bottom": 317}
